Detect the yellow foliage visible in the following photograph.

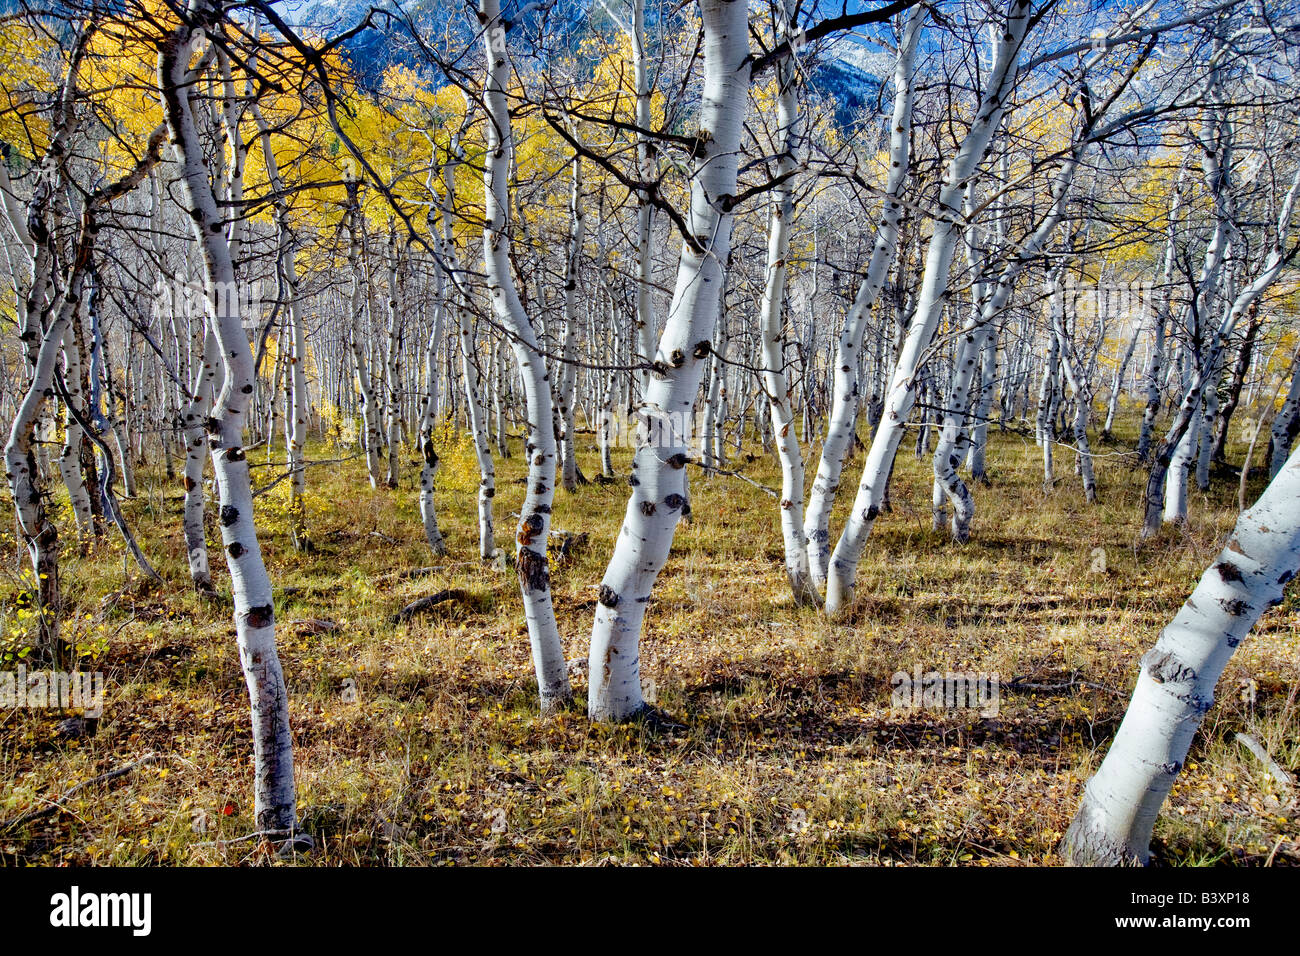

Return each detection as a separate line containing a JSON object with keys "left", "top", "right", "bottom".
{"left": 430, "top": 417, "right": 480, "bottom": 496}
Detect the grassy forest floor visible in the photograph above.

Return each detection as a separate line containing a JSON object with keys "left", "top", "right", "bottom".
{"left": 1, "top": 414, "right": 1298, "bottom": 866}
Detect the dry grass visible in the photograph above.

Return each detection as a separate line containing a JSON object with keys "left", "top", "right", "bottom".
{"left": 1, "top": 417, "right": 1297, "bottom": 866}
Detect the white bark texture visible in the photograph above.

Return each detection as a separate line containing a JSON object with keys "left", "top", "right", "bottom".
{"left": 345, "top": 179, "right": 385, "bottom": 488}
{"left": 1064, "top": 442, "right": 1300, "bottom": 865}
{"left": 182, "top": 329, "right": 220, "bottom": 593}
{"left": 587, "top": 0, "right": 751, "bottom": 720}
{"left": 160, "top": 11, "right": 295, "bottom": 831}
{"left": 803, "top": 6, "right": 924, "bottom": 587}
{"left": 480, "top": 0, "right": 571, "bottom": 711}
{"left": 254, "top": 102, "right": 311, "bottom": 549}
{"left": 824, "top": 0, "right": 1032, "bottom": 616}
{"left": 558, "top": 151, "right": 586, "bottom": 493}
{"left": 758, "top": 0, "right": 819, "bottom": 605}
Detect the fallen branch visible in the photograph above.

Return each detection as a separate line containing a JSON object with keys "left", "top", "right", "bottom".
{"left": 390, "top": 588, "right": 473, "bottom": 624}
{"left": 377, "top": 562, "right": 486, "bottom": 584}
{"left": 1003, "top": 674, "right": 1123, "bottom": 697}
{"left": 252, "top": 453, "right": 365, "bottom": 497}
{"left": 380, "top": 567, "right": 439, "bottom": 582}
{"left": 288, "top": 618, "right": 339, "bottom": 635}
{"left": 687, "top": 459, "right": 780, "bottom": 498}
{"left": 1, "top": 753, "right": 162, "bottom": 831}
{"left": 1235, "top": 732, "right": 1296, "bottom": 788}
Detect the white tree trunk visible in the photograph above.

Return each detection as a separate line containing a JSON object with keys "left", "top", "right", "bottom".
{"left": 758, "top": 0, "right": 819, "bottom": 605}
{"left": 344, "top": 180, "right": 385, "bottom": 489}
{"left": 630, "top": 0, "right": 657, "bottom": 399}
{"left": 4, "top": 57, "right": 163, "bottom": 660}
{"left": 1103, "top": 318, "right": 1143, "bottom": 438}
{"left": 160, "top": 12, "right": 295, "bottom": 831}
{"left": 459, "top": 305, "right": 496, "bottom": 559}
{"left": 824, "top": 0, "right": 1033, "bottom": 617}
{"left": 587, "top": 0, "right": 751, "bottom": 720}
{"left": 480, "top": 0, "right": 571, "bottom": 711}
{"left": 1195, "top": 348, "right": 1224, "bottom": 490}
{"left": 254, "top": 102, "right": 311, "bottom": 549}
{"left": 966, "top": 327, "right": 998, "bottom": 479}
{"left": 1143, "top": 165, "right": 1300, "bottom": 535}
{"left": 383, "top": 225, "right": 404, "bottom": 488}
{"left": 1065, "top": 442, "right": 1300, "bottom": 865}
{"left": 59, "top": 317, "right": 95, "bottom": 536}
{"left": 1269, "top": 359, "right": 1300, "bottom": 477}
{"left": 7, "top": 272, "right": 88, "bottom": 660}
{"left": 803, "top": 6, "right": 924, "bottom": 587}
{"left": 1050, "top": 277, "right": 1099, "bottom": 503}
{"left": 558, "top": 151, "right": 586, "bottom": 493}
{"left": 437, "top": 124, "right": 492, "bottom": 557}
{"left": 182, "top": 328, "right": 220, "bottom": 594}
{"left": 417, "top": 310, "right": 447, "bottom": 555}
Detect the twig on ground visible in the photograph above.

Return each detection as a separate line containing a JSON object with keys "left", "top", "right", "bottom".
{"left": 390, "top": 588, "right": 473, "bottom": 624}
{"left": 1, "top": 753, "right": 163, "bottom": 831}
{"left": 1235, "top": 732, "right": 1296, "bottom": 788}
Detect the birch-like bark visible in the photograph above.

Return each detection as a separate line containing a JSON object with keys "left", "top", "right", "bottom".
{"left": 631, "top": 0, "right": 657, "bottom": 399}
{"left": 285, "top": 266, "right": 310, "bottom": 550}
{"left": 253, "top": 102, "right": 311, "bottom": 549}
{"left": 966, "top": 326, "right": 998, "bottom": 479}
{"left": 1142, "top": 165, "right": 1299, "bottom": 535}
{"left": 7, "top": 274, "right": 87, "bottom": 662}
{"left": 161, "top": 167, "right": 218, "bottom": 586}
{"left": 1194, "top": 345, "right": 1226, "bottom": 490}
{"left": 963, "top": 70, "right": 1012, "bottom": 483}
{"left": 182, "top": 327, "right": 220, "bottom": 595}
{"left": 934, "top": 31, "right": 1143, "bottom": 535}
{"left": 383, "top": 224, "right": 404, "bottom": 488}
{"left": 0, "top": 31, "right": 96, "bottom": 658}
{"left": 1269, "top": 358, "right": 1300, "bottom": 478}
{"left": 103, "top": 343, "right": 136, "bottom": 500}
{"left": 416, "top": 301, "right": 447, "bottom": 555}
{"left": 1209, "top": 302, "right": 1261, "bottom": 461}
{"left": 75, "top": 270, "right": 160, "bottom": 581}
{"left": 493, "top": 336, "right": 510, "bottom": 457}
{"left": 1102, "top": 317, "right": 1143, "bottom": 439}
{"left": 1064, "top": 442, "right": 1300, "bottom": 865}
{"left": 344, "top": 177, "right": 384, "bottom": 488}
{"left": 479, "top": 0, "right": 571, "bottom": 711}
{"left": 824, "top": 0, "right": 1032, "bottom": 617}
{"left": 413, "top": 147, "right": 466, "bottom": 557}
{"left": 1148, "top": 95, "right": 1237, "bottom": 527}
{"left": 1050, "top": 275, "right": 1098, "bottom": 503}
{"left": 460, "top": 306, "right": 497, "bottom": 559}
{"left": 5, "top": 85, "right": 163, "bottom": 665}
{"left": 59, "top": 315, "right": 95, "bottom": 537}
{"left": 587, "top": 0, "right": 751, "bottom": 720}
{"left": 160, "top": 11, "right": 295, "bottom": 831}
{"left": 440, "top": 120, "right": 495, "bottom": 557}
{"left": 701, "top": 307, "right": 728, "bottom": 472}
{"left": 1136, "top": 174, "right": 1185, "bottom": 461}
{"left": 758, "top": 0, "right": 818, "bottom": 605}
{"left": 558, "top": 150, "right": 586, "bottom": 492}
{"left": 803, "top": 6, "right": 923, "bottom": 586}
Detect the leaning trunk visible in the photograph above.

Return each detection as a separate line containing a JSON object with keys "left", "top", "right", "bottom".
{"left": 160, "top": 14, "right": 295, "bottom": 831}
{"left": 587, "top": 0, "right": 751, "bottom": 720}
{"left": 479, "top": 0, "right": 571, "bottom": 711}
{"left": 1064, "top": 442, "right": 1300, "bottom": 865}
